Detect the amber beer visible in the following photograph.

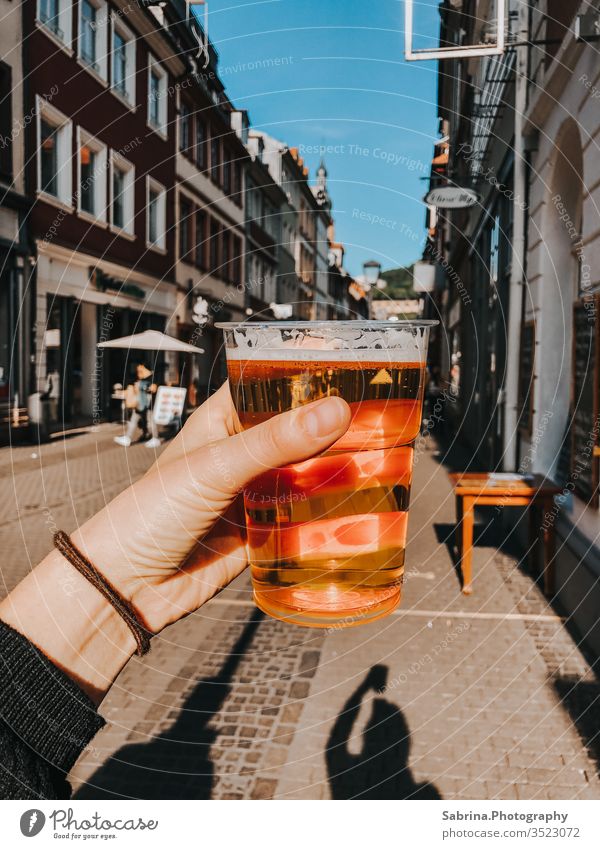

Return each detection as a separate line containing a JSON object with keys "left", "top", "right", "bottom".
{"left": 218, "top": 322, "right": 434, "bottom": 627}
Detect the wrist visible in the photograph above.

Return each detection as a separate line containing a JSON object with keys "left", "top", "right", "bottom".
{"left": 0, "top": 547, "right": 137, "bottom": 705}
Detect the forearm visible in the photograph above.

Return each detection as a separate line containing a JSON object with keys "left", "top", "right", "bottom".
{"left": 0, "top": 544, "right": 137, "bottom": 706}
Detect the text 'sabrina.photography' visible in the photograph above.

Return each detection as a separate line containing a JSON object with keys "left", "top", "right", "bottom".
{"left": 1, "top": 2, "right": 600, "bottom": 846}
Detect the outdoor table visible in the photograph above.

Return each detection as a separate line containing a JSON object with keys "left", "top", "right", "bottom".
{"left": 448, "top": 473, "right": 562, "bottom": 597}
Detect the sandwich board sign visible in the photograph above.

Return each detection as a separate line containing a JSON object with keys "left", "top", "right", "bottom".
{"left": 153, "top": 386, "right": 187, "bottom": 425}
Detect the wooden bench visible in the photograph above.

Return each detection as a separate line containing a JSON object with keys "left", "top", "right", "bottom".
{"left": 448, "top": 473, "right": 562, "bottom": 597}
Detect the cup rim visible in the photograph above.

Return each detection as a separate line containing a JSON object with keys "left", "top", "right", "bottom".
{"left": 215, "top": 319, "right": 439, "bottom": 329}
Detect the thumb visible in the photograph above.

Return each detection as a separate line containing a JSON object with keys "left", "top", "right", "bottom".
{"left": 199, "top": 395, "right": 351, "bottom": 496}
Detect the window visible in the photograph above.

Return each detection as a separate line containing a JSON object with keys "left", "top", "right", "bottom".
{"left": 113, "top": 32, "right": 126, "bottom": 90}
{"left": 37, "top": 0, "right": 72, "bottom": 46}
{"left": 110, "top": 152, "right": 134, "bottom": 233}
{"left": 0, "top": 63, "right": 12, "bottom": 181}
{"left": 179, "top": 197, "right": 192, "bottom": 262}
{"left": 39, "top": 0, "right": 59, "bottom": 33}
{"left": 79, "top": 145, "right": 96, "bottom": 213}
{"left": 149, "top": 74, "right": 160, "bottom": 124}
{"left": 146, "top": 177, "right": 166, "bottom": 250}
{"left": 37, "top": 97, "right": 72, "bottom": 205}
{"left": 233, "top": 236, "right": 242, "bottom": 283}
{"left": 111, "top": 19, "right": 135, "bottom": 103}
{"left": 77, "top": 128, "right": 107, "bottom": 220}
{"left": 180, "top": 104, "right": 191, "bottom": 153}
{"left": 40, "top": 120, "right": 58, "bottom": 196}
{"left": 112, "top": 166, "right": 124, "bottom": 227}
{"left": 196, "top": 118, "right": 207, "bottom": 169}
{"left": 147, "top": 55, "right": 167, "bottom": 136}
{"left": 79, "top": 0, "right": 108, "bottom": 78}
{"left": 209, "top": 218, "right": 220, "bottom": 273}
{"left": 80, "top": 1, "right": 96, "bottom": 64}
{"left": 210, "top": 134, "right": 220, "bottom": 183}
{"left": 264, "top": 202, "right": 276, "bottom": 238}
{"left": 246, "top": 180, "right": 257, "bottom": 222}
{"left": 223, "top": 153, "right": 232, "bottom": 195}
{"left": 233, "top": 161, "right": 242, "bottom": 204}
{"left": 195, "top": 211, "right": 206, "bottom": 269}
{"left": 222, "top": 230, "right": 230, "bottom": 281}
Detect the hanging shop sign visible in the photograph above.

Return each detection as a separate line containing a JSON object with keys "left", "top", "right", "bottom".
{"left": 424, "top": 186, "right": 480, "bottom": 209}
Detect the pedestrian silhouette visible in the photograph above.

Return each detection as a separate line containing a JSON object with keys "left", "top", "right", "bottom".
{"left": 76, "top": 609, "right": 264, "bottom": 799}
{"left": 326, "top": 665, "right": 441, "bottom": 799}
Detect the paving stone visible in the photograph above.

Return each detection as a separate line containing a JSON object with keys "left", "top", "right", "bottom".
{"left": 250, "top": 778, "right": 278, "bottom": 800}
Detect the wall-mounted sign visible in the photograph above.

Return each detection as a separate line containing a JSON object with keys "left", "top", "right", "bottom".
{"left": 90, "top": 267, "right": 145, "bottom": 300}
{"left": 424, "top": 187, "right": 480, "bottom": 209}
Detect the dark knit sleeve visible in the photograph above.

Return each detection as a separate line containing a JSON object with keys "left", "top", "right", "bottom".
{"left": 0, "top": 619, "right": 105, "bottom": 799}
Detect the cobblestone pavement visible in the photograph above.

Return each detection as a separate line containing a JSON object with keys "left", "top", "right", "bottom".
{"left": 1, "top": 424, "right": 599, "bottom": 800}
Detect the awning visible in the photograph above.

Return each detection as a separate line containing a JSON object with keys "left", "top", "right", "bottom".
{"left": 97, "top": 329, "right": 204, "bottom": 353}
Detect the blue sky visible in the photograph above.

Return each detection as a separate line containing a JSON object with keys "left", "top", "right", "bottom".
{"left": 204, "top": 0, "right": 440, "bottom": 276}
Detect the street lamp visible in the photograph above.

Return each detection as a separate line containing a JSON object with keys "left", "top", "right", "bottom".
{"left": 362, "top": 259, "right": 385, "bottom": 319}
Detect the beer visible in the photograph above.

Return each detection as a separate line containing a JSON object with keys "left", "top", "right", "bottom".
{"left": 218, "top": 322, "right": 434, "bottom": 627}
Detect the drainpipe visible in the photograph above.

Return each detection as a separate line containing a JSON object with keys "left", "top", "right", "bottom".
{"left": 502, "top": 0, "right": 530, "bottom": 471}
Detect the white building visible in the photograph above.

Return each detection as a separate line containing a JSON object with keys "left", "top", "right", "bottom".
{"left": 522, "top": 2, "right": 600, "bottom": 651}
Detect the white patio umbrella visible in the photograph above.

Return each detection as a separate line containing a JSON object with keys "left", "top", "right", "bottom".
{"left": 97, "top": 329, "right": 204, "bottom": 353}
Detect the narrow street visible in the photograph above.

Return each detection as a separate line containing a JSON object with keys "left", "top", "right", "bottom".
{"left": 1, "top": 425, "right": 598, "bottom": 800}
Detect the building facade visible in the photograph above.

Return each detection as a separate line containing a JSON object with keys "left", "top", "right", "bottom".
{"left": 423, "top": 0, "right": 519, "bottom": 468}
{"left": 168, "top": 6, "right": 250, "bottom": 401}
{"left": 425, "top": 0, "right": 600, "bottom": 653}
{"left": 244, "top": 131, "right": 285, "bottom": 319}
{"left": 0, "top": 0, "right": 33, "bottom": 435}
{"left": 25, "top": 0, "right": 182, "bottom": 428}
{"left": 1, "top": 0, "right": 354, "bottom": 440}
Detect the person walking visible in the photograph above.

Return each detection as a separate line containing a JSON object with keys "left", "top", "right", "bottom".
{"left": 114, "top": 363, "right": 161, "bottom": 448}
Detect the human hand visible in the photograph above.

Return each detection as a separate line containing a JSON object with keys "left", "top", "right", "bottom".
{"left": 0, "top": 382, "right": 350, "bottom": 702}
{"left": 72, "top": 382, "right": 351, "bottom": 634}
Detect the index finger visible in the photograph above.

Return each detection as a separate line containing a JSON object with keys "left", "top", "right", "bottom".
{"left": 148, "top": 381, "right": 239, "bottom": 474}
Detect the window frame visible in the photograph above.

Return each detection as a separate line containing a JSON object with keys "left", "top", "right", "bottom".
{"left": 210, "top": 133, "right": 221, "bottom": 184}
{"left": 209, "top": 217, "right": 220, "bottom": 275}
{"left": 179, "top": 101, "right": 192, "bottom": 155}
{"left": 195, "top": 116, "right": 207, "bottom": 169}
{"left": 195, "top": 210, "right": 206, "bottom": 270}
{"left": 36, "top": 96, "right": 73, "bottom": 208}
{"left": 0, "top": 62, "right": 12, "bottom": 182}
{"left": 223, "top": 150, "right": 232, "bottom": 195}
{"left": 78, "top": 0, "right": 109, "bottom": 81}
{"left": 109, "top": 150, "right": 135, "bottom": 236}
{"left": 36, "top": 0, "right": 72, "bottom": 51}
{"left": 222, "top": 229, "right": 230, "bottom": 281}
{"left": 179, "top": 194, "right": 193, "bottom": 264}
{"left": 146, "top": 175, "right": 167, "bottom": 252}
{"left": 232, "top": 236, "right": 242, "bottom": 284}
{"left": 110, "top": 13, "right": 135, "bottom": 106}
{"left": 147, "top": 54, "right": 168, "bottom": 138}
{"left": 76, "top": 126, "right": 108, "bottom": 223}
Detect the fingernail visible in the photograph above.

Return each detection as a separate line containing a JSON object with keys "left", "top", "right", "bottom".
{"left": 299, "top": 397, "right": 349, "bottom": 438}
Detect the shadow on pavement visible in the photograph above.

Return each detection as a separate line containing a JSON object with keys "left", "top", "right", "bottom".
{"left": 326, "top": 665, "right": 441, "bottom": 799}
{"left": 552, "top": 677, "right": 600, "bottom": 776}
{"left": 76, "top": 608, "right": 264, "bottom": 799}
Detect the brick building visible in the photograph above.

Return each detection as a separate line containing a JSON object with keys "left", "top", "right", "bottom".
{"left": 25, "top": 0, "right": 182, "bottom": 426}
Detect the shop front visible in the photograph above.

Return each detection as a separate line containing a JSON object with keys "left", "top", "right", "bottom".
{"left": 35, "top": 243, "right": 176, "bottom": 432}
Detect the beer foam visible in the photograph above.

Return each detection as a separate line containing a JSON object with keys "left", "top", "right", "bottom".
{"left": 224, "top": 325, "right": 429, "bottom": 363}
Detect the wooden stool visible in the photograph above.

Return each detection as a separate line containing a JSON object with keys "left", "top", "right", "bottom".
{"left": 448, "top": 473, "right": 562, "bottom": 596}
